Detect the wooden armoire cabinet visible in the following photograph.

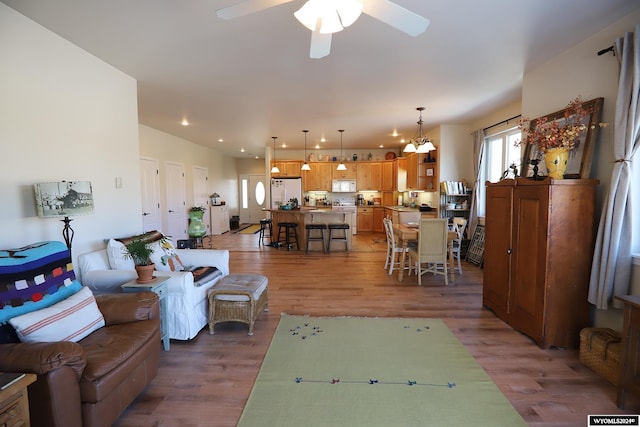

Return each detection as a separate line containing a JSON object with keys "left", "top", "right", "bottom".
{"left": 483, "top": 177, "right": 598, "bottom": 349}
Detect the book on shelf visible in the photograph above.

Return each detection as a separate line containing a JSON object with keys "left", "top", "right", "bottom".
{"left": 0, "top": 372, "right": 25, "bottom": 390}
{"left": 441, "top": 180, "right": 468, "bottom": 195}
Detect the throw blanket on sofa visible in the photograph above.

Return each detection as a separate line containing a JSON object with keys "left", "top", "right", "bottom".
{"left": 0, "top": 241, "right": 81, "bottom": 327}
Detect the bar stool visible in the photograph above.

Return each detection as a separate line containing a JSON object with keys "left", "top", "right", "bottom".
{"left": 276, "top": 222, "right": 300, "bottom": 251}
{"left": 327, "top": 223, "right": 350, "bottom": 253}
{"left": 258, "top": 218, "right": 272, "bottom": 246}
{"left": 305, "top": 223, "right": 327, "bottom": 254}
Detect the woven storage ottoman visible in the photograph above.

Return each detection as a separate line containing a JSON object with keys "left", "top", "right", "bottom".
{"left": 208, "top": 274, "right": 268, "bottom": 336}
{"left": 579, "top": 327, "right": 621, "bottom": 386}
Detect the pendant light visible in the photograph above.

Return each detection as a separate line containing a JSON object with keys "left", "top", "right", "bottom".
{"left": 336, "top": 129, "right": 347, "bottom": 171}
{"left": 270, "top": 137, "right": 280, "bottom": 174}
{"left": 403, "top": 107, "right": 435, "bottom": 153}
{"left": 301, "top": 130, "right": 311, "bottom": 171}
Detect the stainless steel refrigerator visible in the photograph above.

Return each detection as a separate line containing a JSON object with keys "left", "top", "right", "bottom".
{"left": 271, "top": 177, "right": 302, "bottom": 208}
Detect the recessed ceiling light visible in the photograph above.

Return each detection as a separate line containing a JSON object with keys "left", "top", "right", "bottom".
{"left": 400, "top": 138, "right": 406, "bottom": 143}
{"left": 392, "top": 130, "right": 398, "bottom": 137}
{"left": 379, "top": 145, "right": 384, "bottom": 148}
{"left": 281, "top": 143, "right": 287, "bottom": 148}
{"left": 320, "top": 137, "right": 326, "bottom": 142}
{"left": 315, "top": 144, "right": 320, "bottom": 149}
{"left": 240, "top": 148, "right": 245, "bottom": 153}
{"left": 218, "top": 138, "right": 224, "bottom": 142}
{"left": 181, "top": 119, "right": 190, "bottom": 126}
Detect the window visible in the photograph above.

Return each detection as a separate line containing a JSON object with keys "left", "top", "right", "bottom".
{"left": 476, "top": 127, "right": 521, "bottom": 218}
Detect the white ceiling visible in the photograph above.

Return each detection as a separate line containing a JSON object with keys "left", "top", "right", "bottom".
{"left": 3, "top": 0, "right": 639, "bottom": 158}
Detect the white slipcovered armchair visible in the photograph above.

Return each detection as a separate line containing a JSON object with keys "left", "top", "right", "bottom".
{"left": 77, "top": 232, "right": 229, "bottom": 341}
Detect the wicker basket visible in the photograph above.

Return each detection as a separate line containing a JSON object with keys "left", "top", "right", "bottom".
{"left": 579, "top": 327, "right": 621, "bottom": 386}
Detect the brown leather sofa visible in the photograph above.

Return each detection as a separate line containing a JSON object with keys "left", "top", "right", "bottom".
{"left": 0, "top": 291, "right": 161, "bottom": 427}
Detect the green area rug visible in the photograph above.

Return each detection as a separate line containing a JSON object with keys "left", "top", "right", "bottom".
{"left": 239, "top": 315, "right": 526, "bottom": 426}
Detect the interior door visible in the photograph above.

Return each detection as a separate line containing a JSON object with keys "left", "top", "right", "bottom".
{"left": 193, "top": 166, "right": 210, "bottom": 234}
{"left": 165, "top": 161, "right": 186, "bottom": 240}
{"left": 139, "top": 158, "right": 161, "bottom": 232}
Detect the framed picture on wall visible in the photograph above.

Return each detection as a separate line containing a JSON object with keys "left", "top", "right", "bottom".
{"left": 521, "top": 97, "right": 603, "bottom": 179}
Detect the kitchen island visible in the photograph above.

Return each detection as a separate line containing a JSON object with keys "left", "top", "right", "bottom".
{"left": 264, "top": 207, "right": 353, "bottom": 251}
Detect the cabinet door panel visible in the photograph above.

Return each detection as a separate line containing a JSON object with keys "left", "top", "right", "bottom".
{"left": 509, "top": 185, "right": 549, "bottom": 345}
{"left": 482, "top": 184, "right": 513, "bottom": 320}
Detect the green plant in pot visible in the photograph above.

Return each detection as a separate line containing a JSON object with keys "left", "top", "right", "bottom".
{"left": 123, "top": 238, "right": 156, "bottom": 283}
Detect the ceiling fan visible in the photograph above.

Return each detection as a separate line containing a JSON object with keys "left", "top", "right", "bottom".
{"left": 216, "top": 0, "right": 429, "bottom": 59}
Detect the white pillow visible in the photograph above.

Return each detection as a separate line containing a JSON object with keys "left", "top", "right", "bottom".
{"left": 106, "top": 239, "right": 135, "bottom": 271}
{"left": 149, "top": 239, "right": 184, "bottom": 272}
{"left": 9, "top": 286, "right": 105, "bottom": 343}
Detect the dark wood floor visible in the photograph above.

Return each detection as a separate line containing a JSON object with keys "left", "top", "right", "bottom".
{"left": 115, "top": 229, "right": 639, "bottom": 426}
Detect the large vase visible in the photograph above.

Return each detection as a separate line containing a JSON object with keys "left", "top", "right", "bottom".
{"left": 544, "top": 147, "right": 569, "bottom": 179}
{"left": 188, "top": 210, "right": 207, "bottom": 238}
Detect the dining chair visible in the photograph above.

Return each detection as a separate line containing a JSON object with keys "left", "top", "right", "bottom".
{"left": 450, "top": 218, "right": 468, "bottom": 275}
{"left": 407, "top": 218, "right": 449, "bottom": 285}
{"left": 383, "top": 217, "right": 412, "bottom": 276}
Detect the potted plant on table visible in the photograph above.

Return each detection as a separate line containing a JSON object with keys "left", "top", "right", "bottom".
{"left": 123, "top": 238, "right": 156, "bottom": 283}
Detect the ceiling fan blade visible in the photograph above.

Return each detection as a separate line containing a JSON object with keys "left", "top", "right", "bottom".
{"left": 216, "top": 0, "right": 295, "bottom": 20}
{"left": 310, "top": 31, "right": 332, "bottom": 59}
{"left": 362, "top": 0, "right": 429, "bottom": 37}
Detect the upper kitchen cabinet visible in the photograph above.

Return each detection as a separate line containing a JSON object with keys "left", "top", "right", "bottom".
{"left": 271, "top": 161, "right": 302, "bottom": 177}
{"left": 382, "top": 161, "right": 395, "bottom": 191}
{"left": 406, "top": 149, "right": 438, "bottom": 191}
{"left": 332, "top": 162, "right": 357, "bottom": 180}
{"left": 302, "top": 162, "right": 332, "bottom": 191}
{"left": 357, "top": 162, "right": 382, "bottom": 191}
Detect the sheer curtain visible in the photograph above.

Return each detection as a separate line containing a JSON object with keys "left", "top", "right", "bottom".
{"left": 588, "top": 24, "right": 640, "bottom": 309}
{"left": 468, "top": 129, "right": 486, "bottom": 237}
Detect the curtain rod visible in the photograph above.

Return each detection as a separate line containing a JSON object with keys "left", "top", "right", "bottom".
{"left": 598, "top": 45, "right": 615, "bottom": 56}
{"left": 483, "top": 114, "right": 521, "bottom": 132}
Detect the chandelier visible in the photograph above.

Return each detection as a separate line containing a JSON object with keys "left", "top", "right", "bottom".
{"left": 403, "top": 107, "right": 435, "bottom": 153}
{"left": 294, "top": 0, "right": 363, "bottom": 34}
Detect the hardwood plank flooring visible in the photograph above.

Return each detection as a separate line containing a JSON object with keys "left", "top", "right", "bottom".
{"left": 115, "top": 229, "right": 640, "bottom": 426}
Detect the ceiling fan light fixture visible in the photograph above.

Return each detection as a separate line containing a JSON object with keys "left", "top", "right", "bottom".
{"left": 295, "top": 0, "right": 363, "bottom": 34}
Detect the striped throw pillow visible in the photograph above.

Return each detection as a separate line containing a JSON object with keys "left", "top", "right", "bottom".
{"left": 9, "top": 286, "right": 105, "bottom": 343}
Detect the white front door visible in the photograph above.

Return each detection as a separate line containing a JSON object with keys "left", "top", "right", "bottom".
{"left": 193, "top": 166, "right": 210, "bottom": 234}
{"left": 165, "top": 161, "right": 186, "bottom": 240}
{"left": 240, "top": 174, "right": 267, "bottom": 224}
{"left": 140, "top": 158, "right": 161, "bottom": 232}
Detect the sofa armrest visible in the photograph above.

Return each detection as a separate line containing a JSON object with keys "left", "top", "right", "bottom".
{"left": 0, "top": 341, "right": 87, "bottom": 379}
{"left": 82, "top": 269, "right": 137, "bottom": 294}
{"left": 96, "top": 292, "right": 159, "bottom": 325}
{"left": 176, "top": 249, "right": 230, "bottom": 276}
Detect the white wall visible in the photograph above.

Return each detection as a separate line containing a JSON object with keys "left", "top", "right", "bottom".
{"left": 0, "top": 4, "right": 141, "bottom": 260}
{"left": 501, "top": 11, "right": 640, "bottom": 330}
{"left": 138, "top": 125, "right": 239, "bottom": 218}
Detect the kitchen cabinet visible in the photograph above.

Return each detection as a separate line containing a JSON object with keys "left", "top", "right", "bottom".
{"left": 406, "top": 150, "right": 438, "bottom": 191}
{"left": 302, "top": 162, "right": 332, "bottom": 191}
{"left": 396, "top": 157, "right": 407, "bottom": 192}
{"left": 382, "top": 161, "right": 395, "bottom": 191}
{"left": 356, "top": 162, "right": 382, "bottom": 190}
{"left": 373, "top": 207, "right": 385, "bottom": 232}
{"left": 483, "top": 178, "right": 598, "bottom": 349}
{"left": 271, "top": 161, "right": 302, "bottom": 177}
{"left": 332, "top": 162, "right": 357, "bottom": 179}
{"left": 210, "top": 205, "right": 230, "bottom": 235}
{"left": 357, "top": 207, "right": 373, "bottom": 232}
{"left": 381, "top": 191, "right": 395, "bottom": 207}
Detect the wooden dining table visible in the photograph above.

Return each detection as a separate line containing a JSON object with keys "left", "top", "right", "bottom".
{"left": 392, "top": 223, "right": 457, "bottom": 282}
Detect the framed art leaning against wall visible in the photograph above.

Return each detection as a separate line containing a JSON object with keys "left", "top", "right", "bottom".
{"left": 522, "top": 97, "right": 603, "bottom": 179}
